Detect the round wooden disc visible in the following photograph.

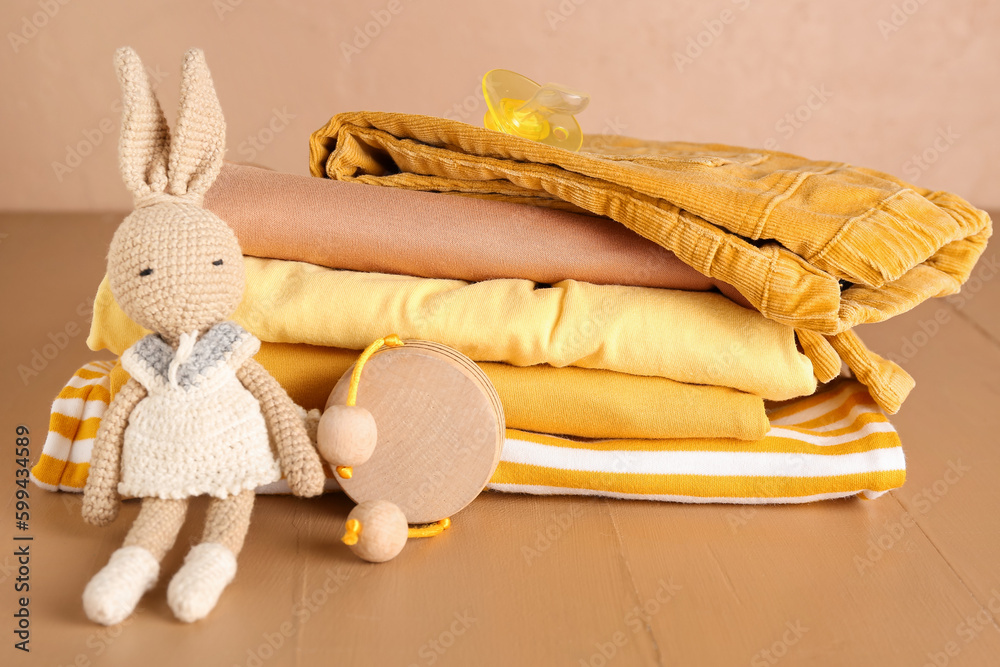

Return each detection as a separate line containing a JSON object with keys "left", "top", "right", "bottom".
{"left": 325, "top": 340, "right": 505, "bottom": 524}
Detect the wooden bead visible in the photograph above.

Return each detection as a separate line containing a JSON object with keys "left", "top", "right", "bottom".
{"left": 316, "top": 405, "right": 378, "bottom": 466}
{"left": 344, "top": 500, "right": 408, "bottom": 563}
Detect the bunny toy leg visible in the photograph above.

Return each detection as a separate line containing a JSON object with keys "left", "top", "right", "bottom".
{"left": 83, "top": 497, "right": 188, "bottom": 625}
{"left": 167, "top": 489, "right": 254, "bottom": 623}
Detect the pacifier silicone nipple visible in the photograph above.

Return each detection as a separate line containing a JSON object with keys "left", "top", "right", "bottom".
{"left": 482, "top": 69, "right": 589, "bottom": 151}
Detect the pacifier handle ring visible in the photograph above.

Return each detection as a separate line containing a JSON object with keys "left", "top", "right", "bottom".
{"left": 407, "top": 517, "right": 452, "bottom": 539}
{"left": 347, "top": 334, "right": 405, "bottom": 407}
{"left": 336, "top": 338, "right": 457, "bottom": 544}
{"left": 340, "top": 516, "right": 452, "bottom": 546}
{"left": 334, "top": 334, "right": 405, "bottom": 480}
{"left": 519, "top": 83, "right": 590, "bottom": 117}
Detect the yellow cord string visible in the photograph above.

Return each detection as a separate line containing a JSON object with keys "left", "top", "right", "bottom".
{"left": 342, "top": 517, "right": 451, "bottom": 546}
{"left": 337, "top": 334, "right": 404, "bottom": 480}
{"left": 407, "top": 517, "right": 452, "bottom": 539}
{"left": 342, "top": 518, "right": 361, "bottom": 546}
{"left": 347, "top": 334, "right": 404, "bottom": 407}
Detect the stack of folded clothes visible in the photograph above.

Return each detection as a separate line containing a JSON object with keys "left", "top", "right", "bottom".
{"left": 33, "top": 114, "right": 990, "bottom": 505}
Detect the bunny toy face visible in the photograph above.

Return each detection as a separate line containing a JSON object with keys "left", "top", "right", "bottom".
{"left": 107, "top": 47, "right": 241, "bottom": 343}
{"left": 108, "top": 203, "right": 245, "bottom": 342}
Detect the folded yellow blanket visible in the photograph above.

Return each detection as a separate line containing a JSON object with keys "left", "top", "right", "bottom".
{"left": 32, "top": 366, "right": 904, "bottom": 504}
{"left": 309, "top": 112, "right": 992, "bottom": 412}
{"left": 94, "top": 341, "right": 771, "bottom": 440}
{"left": 88, "top": 257, "right": 817, "bottom": 401}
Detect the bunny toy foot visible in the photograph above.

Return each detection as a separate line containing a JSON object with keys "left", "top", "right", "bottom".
{"left": 166, "top": 543, "right": 238, "bottom": 623}
{"left": 83, "top": 546, "right": 160, "bottom": 626}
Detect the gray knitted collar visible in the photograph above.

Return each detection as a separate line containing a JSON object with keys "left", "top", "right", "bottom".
{"left": 132, "top": 321, "right": 248, "bottom": 389}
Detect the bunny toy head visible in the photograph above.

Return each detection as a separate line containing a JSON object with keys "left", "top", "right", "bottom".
{"left": 107, "top": 47, "right": 244, "bottom": 344}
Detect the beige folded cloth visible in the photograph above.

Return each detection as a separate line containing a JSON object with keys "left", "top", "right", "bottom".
{"left": 204, "top": 163, "right": 750, "bottom": 305}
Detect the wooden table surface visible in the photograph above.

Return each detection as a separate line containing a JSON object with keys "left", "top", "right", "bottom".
{"left": 2, "top": 213, "right": 998, "bottom": 667}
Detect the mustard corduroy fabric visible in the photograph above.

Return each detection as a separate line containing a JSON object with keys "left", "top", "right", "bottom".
{"left": 87, "top": 257, "right": 817, "bottom": 401}
{"left": 308, "top": 112, "right": 992, "bottom": 412}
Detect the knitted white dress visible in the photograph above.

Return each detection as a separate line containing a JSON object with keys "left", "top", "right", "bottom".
{"left": 118, "top": 322, "right": 281, "bottom": 499}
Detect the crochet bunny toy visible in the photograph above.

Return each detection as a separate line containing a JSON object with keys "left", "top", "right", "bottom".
{"left": 80, "top": 47, "right": 325, "bottom": 625}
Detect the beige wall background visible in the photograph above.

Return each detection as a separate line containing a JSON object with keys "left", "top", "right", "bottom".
{"left": 1, "top": 0, "right": 997, "bottom": 211}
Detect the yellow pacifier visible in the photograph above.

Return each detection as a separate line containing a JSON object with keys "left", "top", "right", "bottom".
{"left": 482, "top": 69, "right": 590, "bottom": 151}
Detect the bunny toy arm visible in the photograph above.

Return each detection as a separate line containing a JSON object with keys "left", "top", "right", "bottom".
{"left": 82, "top": 378, "right": 147, "bottom": 526}
{"left": 236, "top": 358, "right": 326, "bottom": 497}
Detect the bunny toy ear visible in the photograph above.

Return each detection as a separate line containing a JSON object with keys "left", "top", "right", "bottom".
{"left": 166, "top": 48, "right": 226, "bottom": 202}
{"left": 115, "top": 47, "right": 171, "bottom": 203}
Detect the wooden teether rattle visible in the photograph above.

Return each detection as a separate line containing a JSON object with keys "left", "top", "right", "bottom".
{"left": 317, "top": 335, "right": 505, "bottom": 562}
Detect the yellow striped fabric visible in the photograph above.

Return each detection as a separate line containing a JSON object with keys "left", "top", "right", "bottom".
{"left": 29, "top": 360, "right": 116, "bottom": 492}
{"left": 32, "top": 364, "right": 904, "bottom": 504}
{"left": 490, "top": 379, "right": 905, "bottom": 503}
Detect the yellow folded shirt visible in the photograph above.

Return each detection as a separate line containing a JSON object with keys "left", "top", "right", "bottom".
{"left": 88, "top": 257, "right": 816, "bottom": 400}
{"left": 95, "top": 341, "right": 770, "bottom": 441}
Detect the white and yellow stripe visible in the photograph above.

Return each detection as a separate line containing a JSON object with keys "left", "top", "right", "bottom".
{"left": 488, "top": 381, "right": 905, "bottom": 503}
{"left": 32, "top": 364, "right": 904, "bottom": 503}
{"left": 30, "top": 360, "right": 116, "bottom": 492}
